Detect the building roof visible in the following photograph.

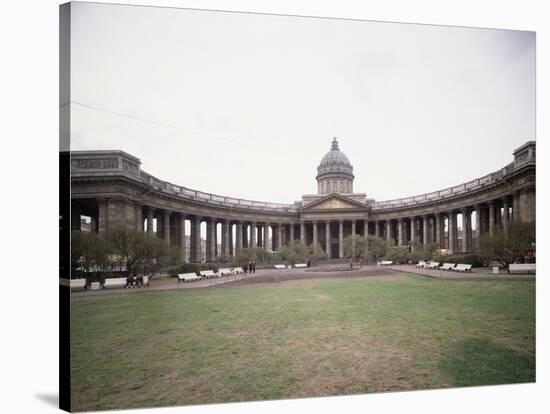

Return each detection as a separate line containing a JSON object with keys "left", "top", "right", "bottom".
{"left": 318, "top": 137, "right": 352, "bottom": 168}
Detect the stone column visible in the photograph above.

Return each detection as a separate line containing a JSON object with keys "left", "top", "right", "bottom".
{"left": 513, "top": 191, "right": 520, "bottom": 221}
{"left": 312, "top": 221, "right": 318, "bottom": 252}
{"left": 474, "top": 205, "right": 482, "bottom": 250}
{"left": 224, "top": 220, "right": 231, "bottom": 256}
{"left": 235, "top": 221, "right": 242, "bottom": 253}
{"left": 351, "top": 220, "right": 356, "bottom": 256}
{"left": 97, "top": 198, "right": 109, "bottom": 233}
{"left": 448, "top": 212, "right": 456, "bottom": 254}
{"left": 386, "top": 221, "right": 392, "bottom": 245}
{"left": 206, "top": 219, "right": 215, "bottom": 261}
{"left": 489, "top": 203, "right": 495, "bottom": 236}
{"left": 250, "top": 222, "right": 257, "bottom": 248}
{"left": 398, "top": 218, "right": 404, "bottom": 246}
{"left": 191, "top": 216, "right": 201, "bottom": 262}
{"left": 277, "top": 224, "right": 282, "bottom": 251}
{"left": 422, "top": 215, "right": 429, "bottom": 245}
{"left": 435, "top": 214, "right": 441, "bottom": 248}
{"left": 257, "top": 224, "right": 262, "bottom": 248}
{"left": 163, "top": 211, "right": 171, "bottom": 244}
{"left": 221, "top": 221, "right": 226, "bottom": 255}
{"left": 325, "top": 221, "right": 331, "bottom": 258}
{"left": 183, "top": 214, "right": 187, "bottom": 263}
{"left": 461, "top": 209, "right": 469, "bottom": 253}
{"left": 502, "top": 197, "right": 510, "bottom": 236}
{"left": 261, "top": 223, "right": 268, "bottom": 250}
{"left": 290, "top": 223, "right": 295, "bottom": 245}
{"left": 410, "top": 217, "right": 416, "bottom": 246}
{"left": 134, "top": 204, "right": 143, "bottom": 231}
{"left": 339, "top": 220, "right": 344, "bottom": 258}
{"left": 300, "top": 221, "right": 306, "bottom": 245}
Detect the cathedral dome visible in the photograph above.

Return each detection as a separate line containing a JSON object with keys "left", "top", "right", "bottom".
{"left": 319, "top": 137, "right": 352, "bottom": 168}
{"left": 316, "top": 137, "right": 354, "bottom": 194}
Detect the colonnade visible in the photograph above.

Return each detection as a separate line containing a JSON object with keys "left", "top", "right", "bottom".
{"left": 72, "top": 187, "right": 533, "bottom": 262}
{"left": 371, "top": 194, "right": 519, "bottom": 254}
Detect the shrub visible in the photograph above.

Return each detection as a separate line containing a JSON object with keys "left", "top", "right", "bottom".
{"left": 433, "top": 253, "right": 488, "bottom": 267}
{"left": 384, "top": 247, "right": 410, "bottom": 264}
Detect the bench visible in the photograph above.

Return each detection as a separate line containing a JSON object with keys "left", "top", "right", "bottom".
{"left": 233, "top": 267, "right": 244, "bottom": 274}
{"left": 294, "top": 263, "right": 307, "bottom": 268}
{"left": 103, "top": 277, "right": 127, "bottom": 289}
{"left": 416, "top": 261, "right": 427, "bottom": 268}
{"left": 454, "top": 264, "right": 472, "bottom": 272}
{"left": 274, "top": 264, "right": 287, "bottom": 270}
{"left": 426, "top": 261, "right": 440, "bottom": 269}
{"left": 60, "top": 278, "right": 87, "bottom": 290}
{"left": 378, "top": 260, "right": 393, "bottom": 266}
{"left": 218, "top": 268, "right": 234, "bottom": 276}
{"left": 439, "top": 263, "right": 455, "bottom": 271}
{"left": 177, "top": 273, "right": 200, "bottom": 283}
{"left": 508, "top": 263, "right": 536, "bottom": 274}
{"left": 200, "top": 270, "right": 219, "bottom": 279}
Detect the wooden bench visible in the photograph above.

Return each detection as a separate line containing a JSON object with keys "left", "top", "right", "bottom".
{"left": 177, "top": 273, "right": 200, "bottom": 283}
{"left": 378, "top": 260, "right": 393, "bottom": 266}
{"left": 439, "top": 263, "right": 456, "bottom": 271}
{"left": 233, "top": 267, "right": 244, "bottom": 274}
{"left": 200, "top": 270, "right": 219, "bottom": 279}
{"left": 426, "top": 261, "right": 440, "bottom": 269}
{"left": 454, "top": 264, "right": 472, "bottom": 272}
{"left": 103, "top": 277, "right": 127, "bottom": 289}
{"left": 274, "top": 264, "right": 287, "bottom": 270}
{"left": 294, "top": 263, "right": 307, "bottom": 268}
{"left": 508, "top": 263, "right": 536, "bottom": 274}
{"left": 218, "top": 268, "right": 234, "bottom": 276}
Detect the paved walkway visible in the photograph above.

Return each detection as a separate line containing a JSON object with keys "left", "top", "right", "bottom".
{"left": 69, "top": 264, "right": 535, "bottom": 298}
{"left": 389, "top": 264, "right": 536, "bottom": 279}
{"left": 70, "top": 268, "right": 288, "bottom": 297}
{"left": 70, "top": 265, "right": 400, "bottom": 297}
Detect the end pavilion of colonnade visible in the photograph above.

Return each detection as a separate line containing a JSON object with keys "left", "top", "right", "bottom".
{"left": 70, "top": 138, "right": 536, "bottom": 262}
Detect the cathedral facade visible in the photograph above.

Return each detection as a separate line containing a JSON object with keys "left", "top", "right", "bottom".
{"left": 70, "top": 138, "right": 536, "bottom": 261}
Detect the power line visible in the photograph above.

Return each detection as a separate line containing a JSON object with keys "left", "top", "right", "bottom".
{"left": 68, "top": 100, "right": 309, "bottom": 161}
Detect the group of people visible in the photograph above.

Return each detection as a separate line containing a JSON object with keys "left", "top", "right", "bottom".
{"left": 125, "top": 275, "right": 145, "bottom": 288}
{"left": 242, "top": 260, "right": 256, "bottom": 274}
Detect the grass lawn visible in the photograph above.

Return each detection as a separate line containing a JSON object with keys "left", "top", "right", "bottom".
{"left": 70, "top": 274, "right": 535, "bottom": 411}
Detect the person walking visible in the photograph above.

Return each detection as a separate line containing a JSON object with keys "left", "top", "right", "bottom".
{"left": 248, "top": 261, "right": 253, "bottom": 274}
{"left": 252, "top": 260, "right": 256, "bottom": 273}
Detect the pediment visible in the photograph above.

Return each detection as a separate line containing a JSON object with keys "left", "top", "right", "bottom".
{"left": 302, "top": 194, "right": 367, "bottom": 211}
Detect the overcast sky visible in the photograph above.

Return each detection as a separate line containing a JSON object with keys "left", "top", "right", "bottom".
{"left": 70, "top": 2, "right": 535, "bottom": 204}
